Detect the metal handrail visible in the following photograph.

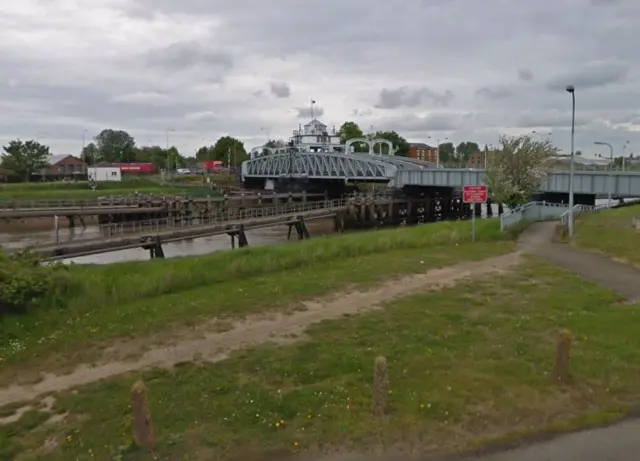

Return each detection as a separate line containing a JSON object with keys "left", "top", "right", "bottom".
{"left": 0, "top": 192, "right": 321, "bottom": 210}
{"left": 96, "top": 199, "right": 347, "bottom": 239}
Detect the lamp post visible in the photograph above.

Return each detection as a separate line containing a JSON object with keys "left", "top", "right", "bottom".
{"left": 166, "top": 128, "right": 175, "bottom": 179}
{"left": 594, "top": 141, "right": 614, "bottom": 207}
{"left": 566, "top": 85, "right": 575, "bottom": 237}
{"left": 622, "top": 140, "right": 630, "bottom": 171}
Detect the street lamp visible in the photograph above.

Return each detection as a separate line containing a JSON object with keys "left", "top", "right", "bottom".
{"left": 622, "top": 140, "right": 630, "bottom": 171}
{"left": 166, "top": 128, "right": 175, "bottom": 178}
{"left": 428, "top": 136, "right": 448, "bottom": 167}
{"left": 566, "top": 85, "right": 575, "bottom": 237}
{"left": 594, "top": 141, "right": 614, "bottom": 207}
{"left": 531, "top": 130, "right": 552, "bottom": 141}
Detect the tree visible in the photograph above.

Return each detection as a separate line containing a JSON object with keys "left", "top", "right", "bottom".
{"left": 339, "top": 121, "right": 364, "bottom": 143}
{"left": 94, "top": 129, "right": 136, "bottom": 163}
{"left": 438, "top": 142, "right": 455, "bottom": 164}
{"left": 195, "top": 145, "right": 216, "bottom": 161}
{"left": 484, "top": 134, "right": 555, "bottom": 209}
{"left": 210, "top": 136, "right": 247, "bottom": 166}
{"left": 375, "top": 130, "right": 410, "bottom": 156}
{"left": 1, "top": 139, "right": 50, "bottom": 181}
{"left": 455, "top": 141, "right": 480, "bottom": 161}
{"left": 81, "top": 142, "right": 99, "bottom": 165}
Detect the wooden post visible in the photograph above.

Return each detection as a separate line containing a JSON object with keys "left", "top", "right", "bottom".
{"left": 131, "top": 380, "right": 155, "bottom": 449}
{"left": 553, "top": 329, "right": 573, "bottom": 383}
{"left": 372, "top": 356, "right": 388, "bottom": 416}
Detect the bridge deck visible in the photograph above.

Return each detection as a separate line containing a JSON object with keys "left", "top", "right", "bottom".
{"left": 395, "top": 169, "right": 640, "bottom": 197}
{"left": 28, "top": 200, "right": 348, "bottom": 260}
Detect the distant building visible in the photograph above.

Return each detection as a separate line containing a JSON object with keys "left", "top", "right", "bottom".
{"left": 38, "top": 154, "right": 86, "bottom": 179}
{"left": 408, "top": 143, "right": 438, "bottom": 162}
{"left": 467, "top": 151, "right": 487, "bottom": 168}
{"left": 88, "top": 166, "right": 122, "bottom": 182}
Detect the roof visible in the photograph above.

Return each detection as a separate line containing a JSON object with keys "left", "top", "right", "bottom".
{"left": 47, "top": 154, "right": 77, "bottom": 165}
{"left": 410, "top": 143, "right": 434, "bottom": 149}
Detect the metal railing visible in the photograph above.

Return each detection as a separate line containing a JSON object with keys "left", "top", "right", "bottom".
{"left": 97, "top": 199, "right": 347, "bottom": 238}
{"left": 500, "top": 201, "right": 571, "bottom": 231}
{"left": 0, "top": 192, "right": 320, "bottom": 210}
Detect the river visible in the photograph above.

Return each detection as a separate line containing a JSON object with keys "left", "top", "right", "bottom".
{"left": 0, "top": 200, "right": 624, "bottom": 265}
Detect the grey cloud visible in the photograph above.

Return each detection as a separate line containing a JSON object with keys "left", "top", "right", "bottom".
{"left": 269, "top": 82, "right": 291, "bottom": 98}
{"left": 143, "top": 41, "right": 233, "bottom": 73}
{"left": 546, "top": 60, "right": 630, "bottom": 91}
{"left": 295, "top": 106, "right": 324, "bottom": 118}
{"left": 475, "top": 86, "right": 512, "bottom": 100}
{"left": 518, "top": 68, "right": 534, "bottom": 81}
{"left": 515, "top": 111, "right": 590, "bottom": 128}
{"left": 375, "top": 87, "right": 454, "bottom": 109}
{"left": 383, "top": 113, "right": 471, "bottom": 133}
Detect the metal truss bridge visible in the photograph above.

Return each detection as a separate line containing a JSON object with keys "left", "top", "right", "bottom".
{"left": 241, "top": 151, "right": 437, "bottom": 183}
{"left": 241, "top": 152, "right": 640, "bottom": 197}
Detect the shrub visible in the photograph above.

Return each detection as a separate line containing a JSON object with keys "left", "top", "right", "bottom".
{"left": 0, "top": 250, "right": 69, "bottom": 316}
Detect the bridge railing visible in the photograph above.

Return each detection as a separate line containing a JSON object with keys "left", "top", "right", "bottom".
{"left": 0, "top": 192, "right": 320, "bottom": 210}
{"left": 500, "top": 202, "right": 570, "bottom": 231}
{"left": 97, "top": 199, "right": 347, "bottom": 238}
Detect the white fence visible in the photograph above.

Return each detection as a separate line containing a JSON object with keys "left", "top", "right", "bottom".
{"left": 500, "top": 202, "right": 570, "bottom": 231}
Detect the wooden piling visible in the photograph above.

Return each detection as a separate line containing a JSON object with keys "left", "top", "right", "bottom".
{"left": 372, "top": 356, "right": 388, "bottom": 417}
{"left": 131, "top": 380, "right": 155, "bottom": 449}
{"left": 552, "top": 329, "right": 573, "bottom": 383}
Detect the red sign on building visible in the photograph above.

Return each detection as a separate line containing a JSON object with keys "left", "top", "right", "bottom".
{"left": 463, "top": 185, "right": 487, "bottom": 203}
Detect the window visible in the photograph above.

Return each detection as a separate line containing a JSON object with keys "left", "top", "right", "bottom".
{"left": 111, "top": 171, "right": 117, "bottom": 176}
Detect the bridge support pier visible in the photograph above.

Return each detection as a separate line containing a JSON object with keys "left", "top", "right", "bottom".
{"left": 288, "top": 216, "right": 311, "bottom": 240}
{"left": 141, "top": 236, "right": 165, "bottom": 259}
{"left": 486, "top": 198, "right": 493, "bottom": 218}
{"left": 228, "top": 225, "right": 249, "bottom": 249}
{"left": 498, "top": 204, "right": 504, "bottom": 215}
{"left": 474, "top": 203, "right": 482, "bottom": 218}
{"left": 66, "top": 215, "right": 75, "bottom": 228}
{"left": 334, "top": 211, "right": 346, "bottom": 233}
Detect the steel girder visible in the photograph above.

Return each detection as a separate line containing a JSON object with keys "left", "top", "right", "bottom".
{"left": 242, "top": 152, "right": 399, "bottom": 181}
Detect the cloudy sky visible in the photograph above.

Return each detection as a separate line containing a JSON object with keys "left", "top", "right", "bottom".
{"left": 1, "top": 0, "right": 639, "bottom": 159}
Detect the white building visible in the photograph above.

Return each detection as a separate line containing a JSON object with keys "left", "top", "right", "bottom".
{"left": 88, "top": 167, "right": 122, "bottom": 182}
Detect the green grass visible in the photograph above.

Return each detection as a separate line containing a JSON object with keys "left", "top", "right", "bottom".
{"left": 0, "top": 178, "right": 212, "bottom": 200}
{"left": 573, "top": 204, "right": 640, "bottom": 268}
{"left": 0, "top": 219, "right": 514, "bottom": 382}
{"left": 4, "top": 259, "right": 640, "bottom": 460}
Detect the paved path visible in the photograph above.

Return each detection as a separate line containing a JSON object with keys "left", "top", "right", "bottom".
{"left": 519, "top": 222, "right": 640, "bottom": 303}
{"left": 311, "top": 223, "right": 640, "bottom": 461}
{"left": 460, "top": 418, "right": 640, "bottom": 461}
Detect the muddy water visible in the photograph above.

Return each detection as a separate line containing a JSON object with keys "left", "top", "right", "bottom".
{"left": 3, "top": 200, "right": 611, "bottom": 265}
{"left": 0, "top": 218, "right": 339, "bottom": 265}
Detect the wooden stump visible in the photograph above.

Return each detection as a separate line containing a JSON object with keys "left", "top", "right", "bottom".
{"left": 131, "top": 380, "right": 155, "bottom": 448}
{"left": 554, "top": 224, "right": 569, "bottom": 242}
{"left": 552, "top": 329, "right": 573, "bottom": 383}
{"left": 372, "top": 356, "right": 388, "bottom": 416}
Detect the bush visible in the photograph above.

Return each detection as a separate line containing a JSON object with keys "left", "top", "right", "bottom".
{"left": 0, "top": 250, "right": 69, "bottom": 316}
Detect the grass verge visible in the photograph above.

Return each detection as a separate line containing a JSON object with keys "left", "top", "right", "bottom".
{"left": 42, "top": 219, "right": 510, "bottom": 313}
{"left": 3, "top": 259, "right": 640, "bottom": 460}
{"left": 0, "top": 178, "right": 209, "bottom": 200}
{"left": 0, "top": 238, "right": 514, "bottom": 382}
{"left": 573, "top": 204, "right": 640, "bottom": 268}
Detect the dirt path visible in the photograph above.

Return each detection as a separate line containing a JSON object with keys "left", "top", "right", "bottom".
{"left": 0, "top": 252, "right": 520, "bottom": 407}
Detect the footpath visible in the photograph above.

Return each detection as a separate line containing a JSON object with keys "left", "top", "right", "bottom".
{"left": 463, "top": 222, "right": 640, "bottom": 461}
{"left": 310, "top": 222, "right": 640, "bottom": 461}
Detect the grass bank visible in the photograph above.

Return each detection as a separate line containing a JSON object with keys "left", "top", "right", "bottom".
{"left": 4, "top": 260, "right": 640, "bottom": 460}
{"left": 0, "top": 219, "right": 515, "bottom": 378}
{"left": 0, "top": 178, "right": 211, "bottom": 200}
{"left": 573, "top": 204, "right": 640, "bottom": 268}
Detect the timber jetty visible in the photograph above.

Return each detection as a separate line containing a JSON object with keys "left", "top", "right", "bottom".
{"left": 19, "top": 192, "right": 494, "bottom": 261}
{"left": 0, "top": 192, "right": 323, "bottom": 226}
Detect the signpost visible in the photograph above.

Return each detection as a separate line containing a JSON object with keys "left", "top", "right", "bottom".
{"left": 463, "top": 185, "right": 488, "bottom": 242}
